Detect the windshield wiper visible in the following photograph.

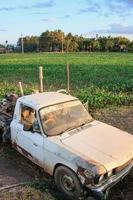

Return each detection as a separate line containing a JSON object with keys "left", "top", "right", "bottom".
{"left": 59, "top": 119, "right": 94, "bottom": 136}
{"left": 64, "top": 126, "right": 76, "bottom": 133}
{"left": 80, "top": 119, "right": 94, "bottom": 127}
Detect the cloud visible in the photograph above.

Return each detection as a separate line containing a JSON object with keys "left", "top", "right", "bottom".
{"left": 0, "top": 7, "right": 16, "bottom": 11}
{"left": 79, "top": 3, "right": 101, "bottom": 14}
{"left": 80, "top": 0, "right": 133, "bottom": 17}
{"left": 62, "top": 15, "right": 70, "bottom": 19}
{"left": 106, "top": 0, "right": 133, "bottom": 8}
{"left": 0, "top": 0, "right": 55, "bottom": 12}
{"left": 0, "top": 29, "right": 8, "bottom": 32}
{"left": 30, "top": 12, "right": 48, "bottom": 15}
{"left": 33, "top": 0, "right": 55, "bottom": 8}
{"left": 42, "top": 15, "right": 70, "bottom": 22}
{"left": 94, "top": 24, "right": 133, "bottom": 35}
{"left": 104, "top": 0, "right": 133, "bottom": 16}
{"left": 42, "top": 17, "right": 57, "bottom": 23}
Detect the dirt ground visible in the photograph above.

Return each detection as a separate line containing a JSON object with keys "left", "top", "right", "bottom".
{"left": 0, "top": 106, "right": 133, "bottom": 200}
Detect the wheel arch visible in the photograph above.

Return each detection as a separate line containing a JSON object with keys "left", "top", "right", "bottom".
{"left": 53, "top": 162, "right": 81, "bottom": 184}
{"left": 53, "top": 163, "right": 66, "bottom": 175}
{"left": 53, "top": 163, "right": 85, "bottom": 199}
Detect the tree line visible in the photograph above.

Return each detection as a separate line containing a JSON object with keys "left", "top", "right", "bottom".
{"left": 1, "top": 30, "right": 133, "bottom": 53}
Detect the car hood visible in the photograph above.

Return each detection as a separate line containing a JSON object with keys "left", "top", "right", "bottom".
{"left": 60, "top": 120, "right": 133, "bottom": 172}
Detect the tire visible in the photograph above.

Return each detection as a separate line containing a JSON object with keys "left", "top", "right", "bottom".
{"left": 54, "top": 165, "right": 84, "bottom": 200}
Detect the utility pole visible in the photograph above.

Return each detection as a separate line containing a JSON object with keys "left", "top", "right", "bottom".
{"left": 21, "top": 34, "right": 24, "bottom": 54}
{"left": 62, "top": 33, "right": 64, "bottom": 53}
{"left": 37, "top": 38, "right": 39, "bottom": 52}
{"left": 5, "top": 40, "right": 8, "bottom": 53}
{"left": 67, "top": 40, "right": 70, "bottom": 53}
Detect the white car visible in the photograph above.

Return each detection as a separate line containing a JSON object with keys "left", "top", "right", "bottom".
{"left": 0, "top": 92, "right": 133, "bottom": 200}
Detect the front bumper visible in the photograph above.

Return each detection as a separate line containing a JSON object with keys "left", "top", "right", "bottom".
{"left": 89, "top": 161, "right": 133, "bottom": 200}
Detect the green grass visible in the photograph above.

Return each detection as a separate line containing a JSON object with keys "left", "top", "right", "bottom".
{"left": 0, "top": 52, "right": 133, "bottom": 108}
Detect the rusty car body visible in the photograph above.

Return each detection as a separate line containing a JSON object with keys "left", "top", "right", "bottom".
{"left": 0, "top": 92, "right": 133, "bottom": 200}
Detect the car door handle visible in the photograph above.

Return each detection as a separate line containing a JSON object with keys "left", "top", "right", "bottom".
{"left": 33, "top": 143, "right": 38, "bottom": 147}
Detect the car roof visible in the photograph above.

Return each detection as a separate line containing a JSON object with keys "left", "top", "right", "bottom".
{"left": 18, "top": 92, "right": 77, "bottom": 110}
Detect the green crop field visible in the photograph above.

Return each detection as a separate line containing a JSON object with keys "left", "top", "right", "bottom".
{"left": 0, "top": 52, "right": 133, "bottom": 108}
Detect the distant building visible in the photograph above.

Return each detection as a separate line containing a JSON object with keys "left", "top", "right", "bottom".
{"left": 0, "top": 48, "right": 6, "bottom": 54}
{"left": 6, "top": 46, "right": 14, "bottom": 53}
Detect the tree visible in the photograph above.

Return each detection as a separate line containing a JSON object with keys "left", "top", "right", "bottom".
{"left": 113, "top": 37, "right": 130, "bottom": 52}
{"left": 129, "top": 41, "right": 133, "bottom": 52}
{"left": 0, "top": 44, "right": 5, "bottom": 48}
{"left": 65, "top": 33, "right": 79, "bottom": 52}
{"left": 106, "top": 37, "right": 114, "bottom": 51}
{"left": 98, "top": 36, "right": 108, "bottom": 51}
{"left": 92, "top": 39, "right": 100, "bottom": 51}
{"left": 39, "top": 30, "right": 65, "bottom": 52}
{"left": 16, "top": 30, "right": 133, "bottom": 53}
{"left": 17, "top": 36, "right": 39, "bottom": 52}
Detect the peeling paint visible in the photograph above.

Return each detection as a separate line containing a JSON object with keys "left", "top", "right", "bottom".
{"left": 12, "top": 141, "right": 33, "bottom": 159}
{"left": 77, "top": 166, "right": 94, "bottom": 185}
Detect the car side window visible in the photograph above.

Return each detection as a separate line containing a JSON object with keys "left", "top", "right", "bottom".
{"left": 20, "top": 105, "right": 41, "bottom": 134}
{"left": 20, "top": 105, "right": 36, "bottom": 131}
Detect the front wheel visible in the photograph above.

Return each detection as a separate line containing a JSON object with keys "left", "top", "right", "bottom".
{"left": 54, "top": 166, "right": 84, "bottom": 200}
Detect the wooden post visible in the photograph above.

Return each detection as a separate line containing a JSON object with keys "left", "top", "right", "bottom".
{"left": 39, "top": 66, "right": 43, "bottom": 93}
{"left": 67, "top": 62, "right": 70, "bottom": 93}
{"left": 19, "top": 82, "right": 24, "bottom": 96}
{"left": 62, "top": 33, "right": 64, "bottom": 53}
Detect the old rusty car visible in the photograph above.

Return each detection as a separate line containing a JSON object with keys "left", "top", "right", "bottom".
{"left": 0, "top": 92, "right": 133, "bottom": 200}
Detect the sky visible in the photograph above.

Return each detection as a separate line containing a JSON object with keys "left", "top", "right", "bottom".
{"left": 0, "top": 0, "right": 133, "bottom": 44}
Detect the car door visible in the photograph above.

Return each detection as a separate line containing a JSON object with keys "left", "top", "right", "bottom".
{"left": 15, "top": 105, "right": 44, "bottom": 167}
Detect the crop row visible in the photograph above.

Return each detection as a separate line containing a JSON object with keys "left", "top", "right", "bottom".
{"left": 0, "top": 52, "right": 132, "bottom": 108}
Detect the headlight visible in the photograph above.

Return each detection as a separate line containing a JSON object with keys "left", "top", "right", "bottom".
{"left": 97, "top": 170, "right": 112, "bottom": 184}
{"left": 99, "top": 174, "right": 105, "bottom": 182}
{"left": 108, "top": 170, "right": 113, "bottom": 177}
{"left": 95, "top": 165, "right": 106, "bottom": 175}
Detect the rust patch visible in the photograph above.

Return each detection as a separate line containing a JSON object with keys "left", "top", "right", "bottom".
{"left": 12, "top": 141, "right": 33, "bottom": 159}
{"left": 12, "top": 141, "right": 17, "bottom": 149}
{"left": 74, "top": 156, "right": 107, "bottom": 187}
{"left": 74, "top": 156, "right": 106, "bottom": 177}
{"left": 12, "top": 141, "right": 45, "bottom": 170}
{"left": 77, "top": 166, "right": 94, "bottom": 185}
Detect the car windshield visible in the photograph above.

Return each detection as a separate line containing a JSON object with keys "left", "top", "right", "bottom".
{"left": 40, "top": 100, "right": 93, "bottom": 136}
